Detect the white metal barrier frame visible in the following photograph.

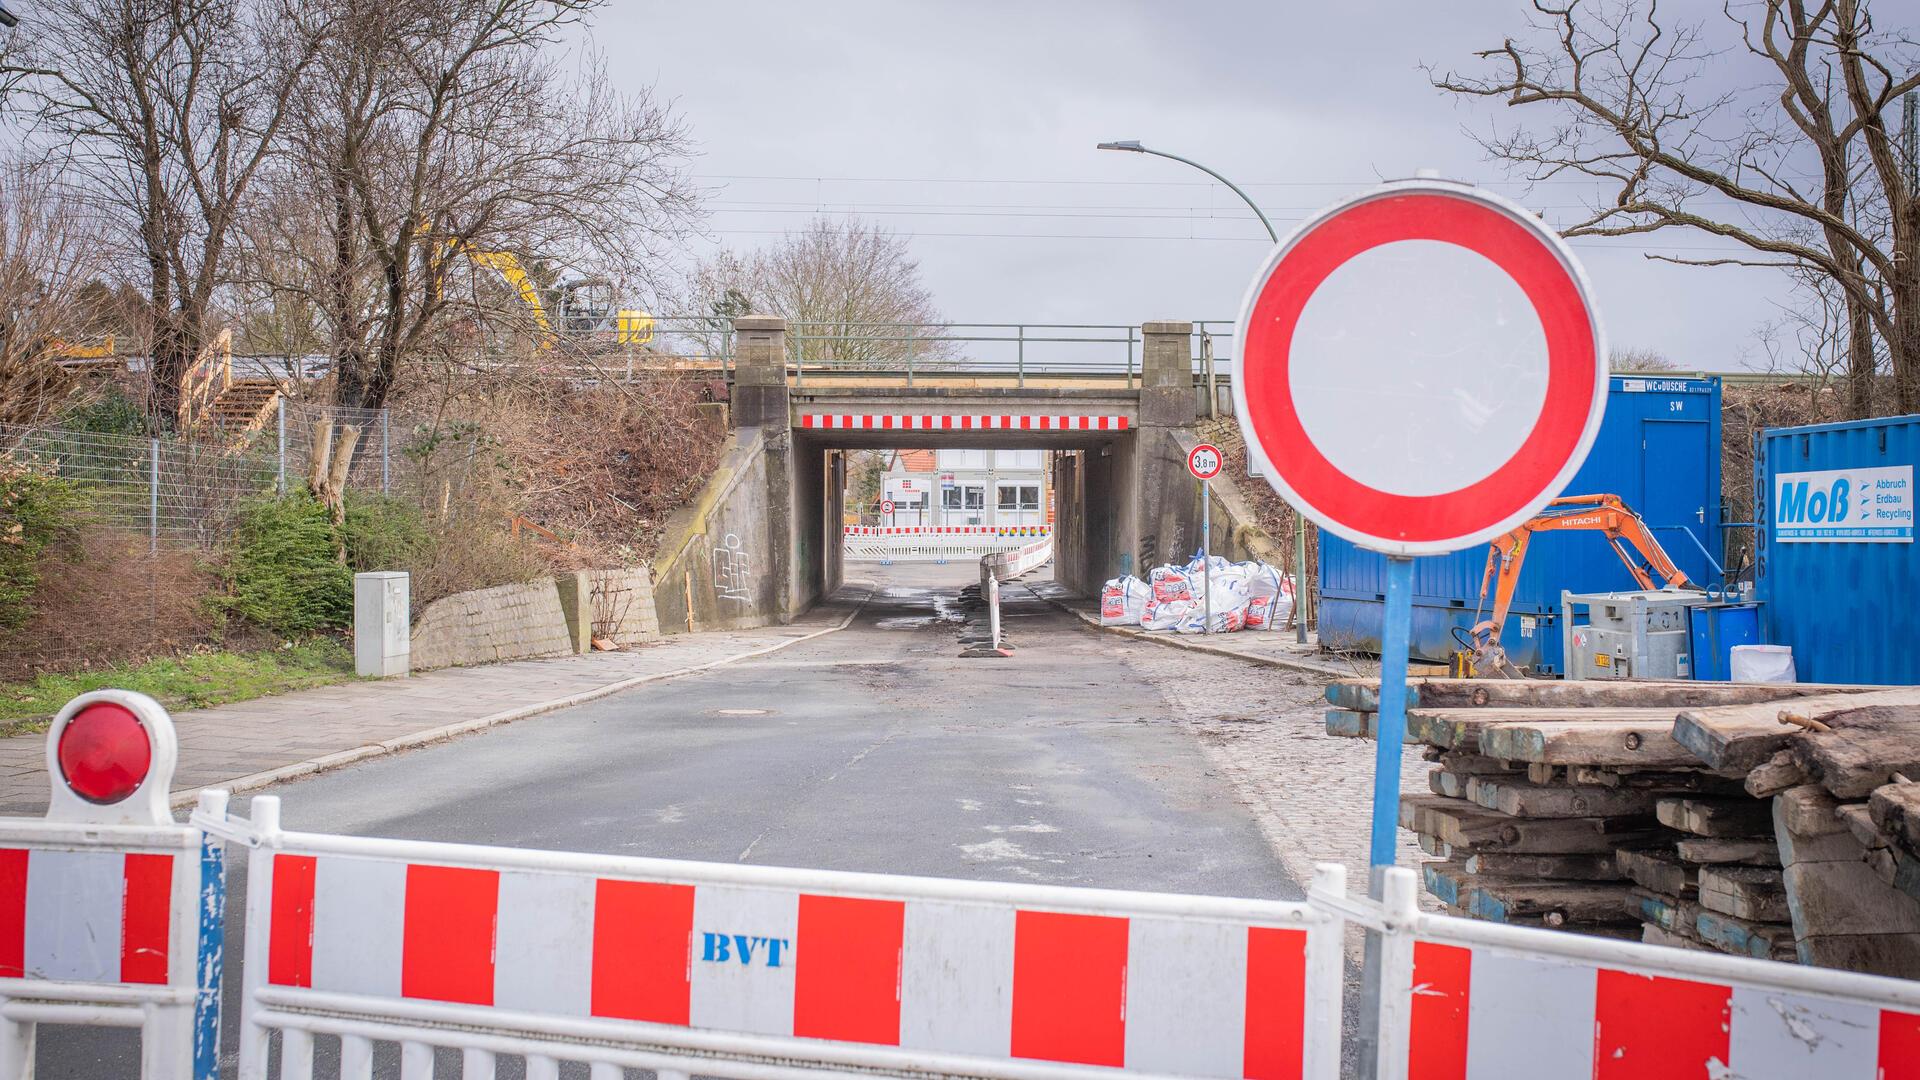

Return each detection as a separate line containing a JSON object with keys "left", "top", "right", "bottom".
{"left": 1351, "top": 866, "right": 1920, "bottom": 1080}
{"left": 979, "top": 531, "right": 1055, "bottom": 654}
{"left": 844, "top": 526, "right": 1051, "bottom": 565}
{"left": 216, "top": 794, "right": 1344, "bottom": 1080}
{"left": 0, "top": 691, "right": 224, "bottom": 1080}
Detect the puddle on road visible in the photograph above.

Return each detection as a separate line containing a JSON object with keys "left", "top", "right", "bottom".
{"left": 873, "top": 592, "right": 969, "bottom": 631}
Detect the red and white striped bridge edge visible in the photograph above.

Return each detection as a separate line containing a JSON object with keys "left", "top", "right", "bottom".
{"left": 798, "top": 413, "right": 1130, "bottom": 431}
{"left": 844, "top": 526, "right": 1052, "bottom": 537}
{"left": 1373, "top": 877, "right": 1920, "bottom": 1080}
{"left": 241, "top": 807, "right": 1345, "bottom": 1079}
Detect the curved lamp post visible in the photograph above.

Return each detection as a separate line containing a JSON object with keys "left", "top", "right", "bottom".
{"left": 1097, "top": 140, "right": 1313, "bottom": 643}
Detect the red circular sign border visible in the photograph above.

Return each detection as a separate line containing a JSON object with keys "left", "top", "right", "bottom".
{"left": 1234, "top": 184, "right": 1604, "bottom": 553}
{"left": 1188, "top": 443, "right": 1223, "bottom": 481}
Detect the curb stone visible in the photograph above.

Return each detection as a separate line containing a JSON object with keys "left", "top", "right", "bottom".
{"left": 166, "top": 594, "right": 871, "bottom": 809}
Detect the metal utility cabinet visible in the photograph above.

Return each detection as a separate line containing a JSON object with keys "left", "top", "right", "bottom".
{"left": 1755, "top": 414, "right": 1920, "bottom": 685}
{"left": 1318, "top": 376, "right": 1724, "bottom": 673}
{"left": 1561, "top": 589, "right": 1713, "bottom": 680}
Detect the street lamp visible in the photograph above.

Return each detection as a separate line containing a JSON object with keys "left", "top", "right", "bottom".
{"left": 1097, "top": 139, "right": 1313, "bottom": 644}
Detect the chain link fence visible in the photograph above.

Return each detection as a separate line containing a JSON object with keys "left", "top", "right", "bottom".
{"left": 0, "top": 402, "right": 392, "bottom": 552}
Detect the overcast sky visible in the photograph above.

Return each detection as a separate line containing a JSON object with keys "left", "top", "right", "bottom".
{"left": 597, "top": 0, "right": 1808, "bottom": 373}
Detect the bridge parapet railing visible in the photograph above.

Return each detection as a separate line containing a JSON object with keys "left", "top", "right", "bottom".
{"left": 845, "top": 525, "right": 1049, "bottom": 565}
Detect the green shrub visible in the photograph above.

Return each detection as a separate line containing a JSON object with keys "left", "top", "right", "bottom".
{"left": 59, "top": 389, "right": 149, "bottom": 437}
{"left": 0, "top": 459, "right": 89, "bottom": 631}
{"left": 342, "top": 492, "right": 428, "bottom": 573}
{"left": 223, "top": 494, "right": 352, "bottom": 635}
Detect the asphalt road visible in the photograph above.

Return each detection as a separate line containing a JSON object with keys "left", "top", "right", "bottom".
{"left": 45, "top": 564, "right": 1301, "bottom": 1077}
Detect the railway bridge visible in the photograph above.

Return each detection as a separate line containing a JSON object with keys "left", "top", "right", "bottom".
{"left": 650, "top": 316, "right": 1283, "bottom": 631}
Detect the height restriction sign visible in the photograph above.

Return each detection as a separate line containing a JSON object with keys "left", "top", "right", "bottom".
{"left": 1232, "top": 180, "right": 1607, "bottom": 556}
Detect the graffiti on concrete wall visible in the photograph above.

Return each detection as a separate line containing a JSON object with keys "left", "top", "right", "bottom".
{"left": 713, "top": 532, "right": 753, "bottom": 604}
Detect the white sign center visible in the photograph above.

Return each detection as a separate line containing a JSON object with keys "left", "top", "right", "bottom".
{"left": 1288, "top": 239, "right": 1550, "bottom": 498}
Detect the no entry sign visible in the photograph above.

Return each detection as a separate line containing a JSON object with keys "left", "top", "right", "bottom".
{"left": 880, "top": 499, "right": 895, "bottom": 515}
{"left": 1232, "top": 181, "right": 1607, "bottom": 556}
{"left": 1188, "top": 443, "right": 1223, "bottom": 481}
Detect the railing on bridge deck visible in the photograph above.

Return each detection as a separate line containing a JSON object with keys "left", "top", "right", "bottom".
{"left": 785, "top": 321, "right": 1241, "bottom": 389}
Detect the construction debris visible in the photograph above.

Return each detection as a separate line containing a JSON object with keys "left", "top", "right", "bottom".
{"left": 1327, "top": 677, "right": 1920, "bottom": 976}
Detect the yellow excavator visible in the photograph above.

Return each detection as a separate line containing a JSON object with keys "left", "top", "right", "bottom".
{"left": 1452, "top": 494, "right": 1695, "bottom": 679}
{"left": 449, "top": 241, "right": 653, "bottom": 348}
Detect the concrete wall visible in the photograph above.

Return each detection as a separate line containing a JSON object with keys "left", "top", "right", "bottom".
{"left": 586, "top": 567, "right": 661, "bottom": 645}
{"left": 652, "top": 427, "right": 787, "bottom": 633}
{"left": 410, "top": 580, "right": 573, "bottom": 671}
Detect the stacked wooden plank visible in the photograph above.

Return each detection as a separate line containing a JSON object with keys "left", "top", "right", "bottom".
{"left": 1326, "top": 678, "right": 1892, "bottom": 962}
{"left": 1683, "top": 689, "right": 1920, "bottom": 973}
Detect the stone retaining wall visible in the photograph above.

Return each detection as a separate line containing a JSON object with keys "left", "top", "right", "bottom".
{"left": 409, "top": 580, "right": 575, "bottom": 671}
{"left": 587, "top": 568, "right": 661, "bottom": 645}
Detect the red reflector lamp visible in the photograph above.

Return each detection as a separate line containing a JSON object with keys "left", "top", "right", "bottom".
{"left": 56, "top": 702, "right": 153, "bottom": 804}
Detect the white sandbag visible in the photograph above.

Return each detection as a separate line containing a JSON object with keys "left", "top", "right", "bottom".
{"left": 1149, "top": 564, "right": 1196, "bottom": 605}
{"left": 1731, "top": 644, "right": 1796, "bottom": 684}
{"left": 1141, "top": 596, "right": 1191, "bottom": 631}
{"left": 1240, "top": 563, "right": 1295, "bottom": 630}
{"left": 1099, "top": 576, "right": 1151, "bottom": 626}
{"left": 1175, "top": 603, "right": 1248, "bottom": 634}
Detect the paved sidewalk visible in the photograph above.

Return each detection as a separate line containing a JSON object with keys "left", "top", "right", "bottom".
{"left": 0, "top": 594, "right": 865, "bottom": 815}
{"left": 1025, "top": 579, "right": 1373, "bottom": 680}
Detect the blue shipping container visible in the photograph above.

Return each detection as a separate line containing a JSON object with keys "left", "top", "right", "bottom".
{"left": 1318, "top": 376, "right": 1724, "bottom": 673}
{"left": 1755, "top": 414, "right": 1920, "bottom": 686}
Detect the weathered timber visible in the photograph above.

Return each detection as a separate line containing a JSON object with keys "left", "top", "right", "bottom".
{"left": 1464, "top": 852, "right": 1623, "bottom": 881}
{"left": 1837, "top": 804, "right": 1886, "bottom": 852}
{"left": 1569, "top": 767, "right": 1747, "bottom": 794}
{"left": 1429, "top": 769, "right": 1469, "bottom": 800}
{"left": 1401, "top": 794, "right": 1657, "bottom": 854}
{"left": 1673, "top": 688, "right": 1920, "bottom": 773}
{"left": 1655, "top": 797, "right": 1775, "bottom": 838}
{"left": 1795, "top": 933, "right": 1920, "bottom": 974}
{"left": 1465, "top": 880, "right": 1639, "bottom": 926}
{"left": 1411, "top": 707, "right": 1694, "bottom": 757}
{"left": 1775, "top": 785, "right": 1846, "bottom": 837}
{"left": 1783, "top": 860, "right": 1920, "bottom": 937}
{"left": 1745, "top": 749, "right": 1810, "bottom": 798}
{"left": 1694, "top": 909, "right": 1798, "bottom": 962}
{"left": 1478, "top": 718, "right": 1702, "bottom": 768}
{"left": 1628, "top": 888, "right": 1702, "bottom": 935}
{"left": 1465, "top": 774, "right": 1659, "bottom": 818}
{"left": 1326, "top": 679, "right": 1865, "bottom": 714}
{"left": 1641, "top": 923, "right": 1717, "bottom": 952}
{"left": 1422, "top": 861, "right": 1475, "bottom": 909}
{"left": 1527, "top": 763, "right": 1560, "bottom": 785}
{"left": 1438, "top": 752, "right": 1522, "bottom": 775}
{"left": 1698, "top": 866, "right": 1790, "bottom": 923}
{"left": 1871, "top": 782, "right": 1920, "bottom": 853}
{"left": 1617, "top": 846, "right": 1697, "bottom": 896}
{"left": 1674, "top": 837, "right": 1781, "bottom": 867}
{"left": 1417, "top": 833, "right": 1454, "bottom": 860}
{"left": 1789, "top": 704, "right": 1920, "bottom": 799}
{"left": 1324, "top": 708, "right": 1423, "bottom": 742}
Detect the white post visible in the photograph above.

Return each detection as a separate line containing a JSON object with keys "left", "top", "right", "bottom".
{"left": 1372, "top": 866, "right": 1421, "bottom": 1080}
{"left": 149, "top": 437, "right": 160, "bottom": 554}
{"left": 236, "top": 797, "right": 280, "bottom": 1080}
{"left": 354, "top": 571, "right": 411, "bottom": 678}
{"left": 1202, "top": 478, "right": 1213, "bottom": 634}
{"left": 988, "top": 571, "right": 1001, "bottom": 651}
{"left": 1304, "top": 864, "right": 1348, "bottom": 1080}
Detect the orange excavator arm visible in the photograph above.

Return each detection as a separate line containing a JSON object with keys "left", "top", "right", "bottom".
{"left": 1465, "top": 494, "right": 1693, "bottom": 678}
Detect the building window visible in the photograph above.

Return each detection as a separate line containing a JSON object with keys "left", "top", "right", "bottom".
{"left": 965, "top": 486, "right": 984, "bottom": 510}
{"left": 942, "top": 487, "right": 963, "bottom": 510}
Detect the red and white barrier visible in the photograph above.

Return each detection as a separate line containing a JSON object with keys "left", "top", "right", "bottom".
{"left": 1364, "top": 867, "right": 1920, "bottom": 1080}
{"left": 845, "top": 526, "right": 1050, "bottom": 564}
{"left": 799, "top": 414, "right": 1129, "bottom": 432}
{"left": 235, "top": 799, "right": 1345, "bottom": 1079}
{"left": 0, "top": 690, "right": 225, "bottom": 1080}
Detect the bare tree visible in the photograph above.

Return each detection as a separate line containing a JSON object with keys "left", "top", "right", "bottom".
{"left": 1610, "top": 346, "right": 1680, "bottom": 371}
{"left": 1432, "top": 0, "right": 1919, "bottom": 417}
{"left": 1, "top": 0, "right": 324, "bottom": 429}
{"left": 0, "top": 162, "right": 106, "bottom": 430}
{"left": 249, "top": 0, "right": 695, "bottom": 522}
{"left": 686, "top": 217, "right": 948, "bottom": 369}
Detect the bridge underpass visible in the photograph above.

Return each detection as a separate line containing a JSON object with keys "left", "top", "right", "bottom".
{"left": 649, "top": 316, "right": 1284, "bottom": 634}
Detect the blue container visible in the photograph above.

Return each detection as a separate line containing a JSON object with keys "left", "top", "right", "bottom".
{"left": 1755, "top": 414, "right": 1920, "bottom": 685}
{"left": 1318, "top": 376, "right": 1724, "bottom": 673}
{"left": 1689, "top": 602, "right": 1760, "bottom": 682}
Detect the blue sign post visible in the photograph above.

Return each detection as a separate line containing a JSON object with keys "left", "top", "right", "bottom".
{"left": 1230, "top": 178, "right": 1611, "bottom": 1070}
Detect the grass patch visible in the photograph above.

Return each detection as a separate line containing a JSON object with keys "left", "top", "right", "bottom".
{"left": 0, "top": 639, "right": 355, "bottom": 731}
